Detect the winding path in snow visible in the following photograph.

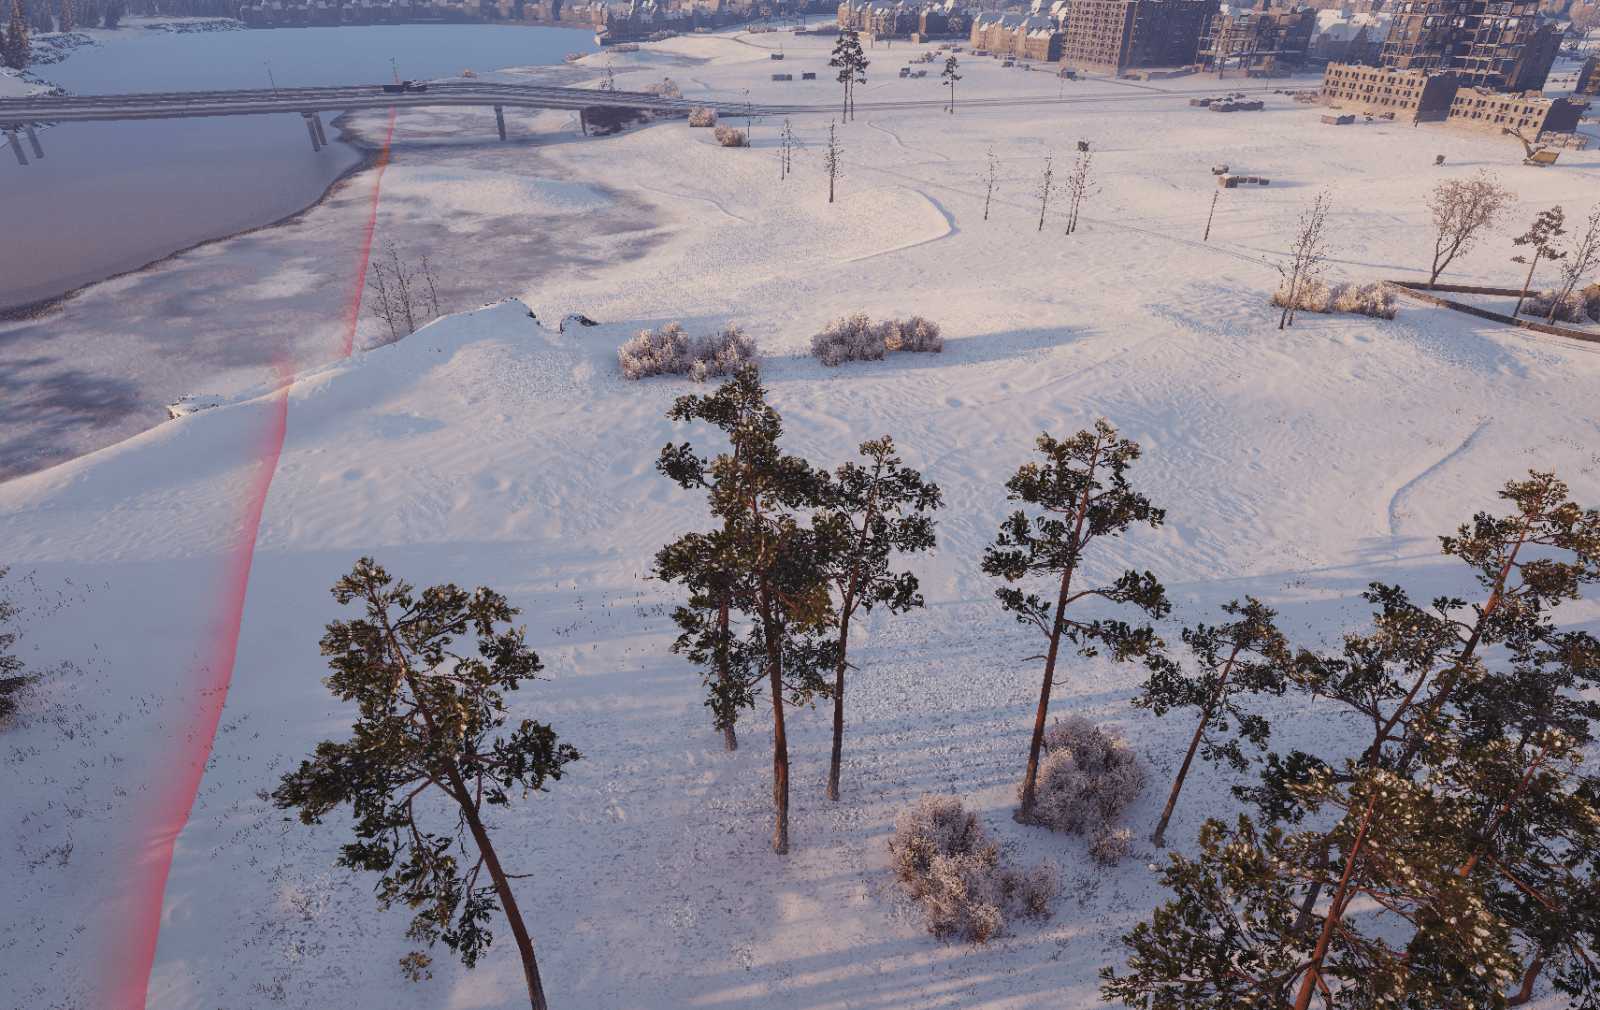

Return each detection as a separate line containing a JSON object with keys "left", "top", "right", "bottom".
{"left": 1385, "top": 417, "right": 1492, "bottom": 542}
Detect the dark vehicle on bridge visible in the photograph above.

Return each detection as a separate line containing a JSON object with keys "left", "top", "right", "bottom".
{"left": 381, "top": 81, "right": 430, "bottom": 94}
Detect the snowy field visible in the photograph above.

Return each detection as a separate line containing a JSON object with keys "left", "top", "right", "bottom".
{"left": 3, "top": 27, "right": 1600, "bottom": 1010}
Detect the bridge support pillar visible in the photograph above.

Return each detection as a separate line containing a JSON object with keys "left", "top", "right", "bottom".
{"left": 4, "top": 129, "right": 26, "bottom": 166}
{"left": 311, "top": 113, "right": 327, "bottom": 148}
{"left": 301, "top": 112, "right": 322, "bottom": 152}
{"left": 24, "top": 125, "right": 43, "bottom": 159}
{"left": 494, "top": 104, "right": 507, "bottom": 141}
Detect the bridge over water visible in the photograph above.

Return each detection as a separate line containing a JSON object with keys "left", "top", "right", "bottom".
{"left": 0, "top": 81, "right": 783, "bottom": 165}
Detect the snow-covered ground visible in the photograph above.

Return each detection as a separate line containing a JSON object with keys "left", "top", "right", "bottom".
{"left": 3, "top": 28, "right": 1600, "bottom": 1010}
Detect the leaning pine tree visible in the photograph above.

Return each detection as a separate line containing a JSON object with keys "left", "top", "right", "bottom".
{"left": 1105, "top": 472, "right": 1600, "bottom": 1009}
{"left": 272, "top": 559, "right": 579, "bottom": 1010}
{"left": 983, "top": 421, "right": 1170, "bottom": 823}
{"left": 656, "top": 366, "right": 837, "bottom": 854}
{"left": 813, "top": 436, "right": 942, "bottom": 801}
{"left": 1134, "top": 597, "right": 1293, "bottom": 848}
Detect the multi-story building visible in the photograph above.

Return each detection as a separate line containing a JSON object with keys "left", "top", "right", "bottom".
{"left": 1196, "top": 2, "right": 1317, "bottom": 74}
{"left": 1379, "top": 0, "right": 1560, "bottom": 91}
{"left": 1446, "top": 85, "right": 1587, "bottom": 134}
{"left": 1320, "top": 61, "right": 1460, "bottom": 117}
{"left": 1321, "top": 61, "right": 1589, "bottom": 137}
{"left": 1578, "top": 55, "right": 1599, "bottom": 96}
{"left": 1058, "top": 0, "right": 1217, "bottom": 71}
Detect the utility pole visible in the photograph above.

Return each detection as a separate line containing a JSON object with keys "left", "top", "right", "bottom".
{"left": 1204, "top": 189, "right": 1219, "bottom": 242}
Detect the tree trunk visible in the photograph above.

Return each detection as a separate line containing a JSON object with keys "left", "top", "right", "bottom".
{"left": 826, "top": 604, "right": 852, "bottom": 801}
{"left": 1507, "top": 954, "right": 1544, "bottom": 1007}
{"left": 1152, "top": 640, "right": 1244, "bottom": 846}
{"left": 1513, "top": 251, "right": 1540, "bottom": 317}
{"left": 717, "top": 598, "right": 737, "bottom": 751}
{"left": 1018, "top": 564, "right": 1073, "bottom": 820}
{"left": 1292, "top": 793, "right": 1378, "bottom": 1010}
{"left": 448, "top": 764, "right": 550, "bottom": 1010}
{"left": 761, "top": 595, "right": 790, "bottom": 854}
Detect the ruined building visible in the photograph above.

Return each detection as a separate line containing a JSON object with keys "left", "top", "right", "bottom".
{"left": 1196, "top": 1, "right": 1317, "bottom": 74}
{"left": 1378, "top": 0, "right": 1561, "bottom": 91}
{"left": 1058, "top": 0, "right": 1218, "bottom": 71}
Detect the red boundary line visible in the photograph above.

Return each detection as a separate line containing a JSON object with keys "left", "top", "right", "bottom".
{"left": 105, "top": 106, "right": 399, "bottom": 1010}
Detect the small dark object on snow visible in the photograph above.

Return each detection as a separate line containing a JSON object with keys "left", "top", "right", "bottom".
{"left": 1435, "top": 154, "right": 1446, "bottom": 166}
{"left": 560, "top": 314, "right": 600, "bottom": 332}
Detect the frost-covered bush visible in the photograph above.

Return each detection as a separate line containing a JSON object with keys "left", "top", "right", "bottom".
{"left": 811, "top": 313, "right": 887, "bottom": 366}
{"left": 1088, "top": 825, "right": 1134, "bottom": 867}
{"left": 617, "top": 322, "right": 758, "bottom": 381}
{"left": 1523, "top": 289, "right": 1589, "bottom": 324}
{"left": 889, "top": 795, "right": 1060, "bottom": 943}
{"left": 687, "top": 106, "right": 718, "bottom": 127}
{"left": 884, "top": 315, "right": 943, "bottom": 353}
{"left": 713, "top": 126, "right": 748, "bottom": 148}
{"left": 1270, "top": 280, "right": 1396, "bottom": 320}
{"left": 1023, "top": 716, "right": 1145, "bottom": 845}
{"left": 644, "top": 77, "right": 682, "bottom": 99}
{"left": 811, "top": 314, "right": 945, "bottom": 366}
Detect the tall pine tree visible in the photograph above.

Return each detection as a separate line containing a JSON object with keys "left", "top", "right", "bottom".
{"left": 983, "top": 421, "right": 1169, "bottom": 822}
{"left": 656, "top": 366, "right": 837, "bottom": 854}
{"left": 828, "top": 30, "right": 867, "bottom": 122}
{"left": 272, "top": 559, "right": 579, "bottom": 1010}
{"left": 812, "top": 436, "right": 941, "bottom": 801}
{"left": 1135, "top": 597, "right": 1293, "bottom": 847}
{"left": 2, "top": 0, "right": 29, "bottom": 71}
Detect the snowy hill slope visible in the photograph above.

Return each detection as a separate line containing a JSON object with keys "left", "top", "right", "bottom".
{"left": 4, "top": 30, "right": 1600, "bottom": 1010}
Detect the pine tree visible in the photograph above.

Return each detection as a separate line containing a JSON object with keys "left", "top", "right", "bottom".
{"left": 812, "top": 436, "right": 942, "bottom": 801}
{"left": 271, "top": 559, "right": 579, "bottom": 1010}
{"left": 1547, "top": 204, "right": 1600, "bottom": 324}
{"left": 828, "top": 30, "right": 867, "bottom": 122}
{"left": 0, "top": 567, "right": 29, "bottom": 723}
{"left": 941, "top": 54, "right": 960, "bottom": 114}
{"left": 1197, "top": 472, "right": 1600, "bottom": 1007}
{"left": 983, "top": 421, "right": 1170, "bottom": 822}
{"left": 1510, "top": 205, "right": 1566, "bottom": 317}
{"left": 1135, "top": 598, "right": 1293, "bottom": 848}
{"left": 656, "top": 366, "right": 837, "bottom": 854}
{"left": 778, "top": 117, "right": 796, "bottom": 180}
{"left": 3, "top": 0, "right": 30, "bottom": 71}
{"left": 59, "top": 0, "right": 74, "bottom": 33}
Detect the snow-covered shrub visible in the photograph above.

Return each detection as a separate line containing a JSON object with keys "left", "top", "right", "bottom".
{"left": 713, "top": 126, "right": 748, "bottom": 148}
{"left": 688, "top": 106, "right": 718, "bottom": 127}
{"left": 884, "top": 315, "right": 943, "bottom": 353}
{"left": 889, "top": 795, "right": 1060, "bottom": 943}
{"left": 1024, "top": 716, "right": 1145, "bottom": 838}
{"left": 1088, "top": 825, "right": 1134, "bottom": 867}
{"left": 811, "top": 313, "right": 887, "bottom": 366}
{"left": 1270, "top": 281, "right": 1396, "bottom": 320}
{"left": 811, "top": 314, "right": 946, "bottom": 366}
{"left": 1584, "top": 284, "right": 1600, "bottom": 324}
{"left": 1523, "top": 289, "right": 1589, "bottom": 323}
{"left": 644, "top": 77, "right": 682, "bottom": 99}
{"left": 618, "top": 322, "right": 757, "bottom": 381}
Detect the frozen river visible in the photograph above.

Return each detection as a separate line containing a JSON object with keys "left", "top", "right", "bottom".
{"left": 0, "top": 22, "right": 596, "bottom": 309}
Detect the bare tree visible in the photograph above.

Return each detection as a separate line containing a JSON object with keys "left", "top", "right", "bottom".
{"left": 1276, "top": 190, "right": 1332, "bottom": 330}
{"left": 779, "top": 117, "right": 797, "bottom": 180}
{"left": 1547, "top": 204, "right": 1600, "bottom": 324}
{"left": 1035, "top": 155, "right": 1055, "bottom": 233}
{"left": 981, "top": 147, "right": 999, "bottom": 222}
{"left": 1425, "top": 171, "right": 1513, "bottom": 288}
{"left": 1510, "top": 205, "right": 1566, "bottom": 317}
{"left": 1063, "top": 143, "right": 1094, "bottom": 236}
{"left": 368, "top": 243, "right": 444, "bottom": 345}
{"left": 823, "top": 119, "right": 842, "bottom": 204}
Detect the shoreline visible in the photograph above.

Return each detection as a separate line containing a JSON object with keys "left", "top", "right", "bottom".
{"left": 0, "top": 116, "right": 382, "bottom": 321}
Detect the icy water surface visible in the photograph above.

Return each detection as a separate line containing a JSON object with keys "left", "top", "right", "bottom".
{"left": 0, "top": 23, "right": 597, "bottom": 307}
